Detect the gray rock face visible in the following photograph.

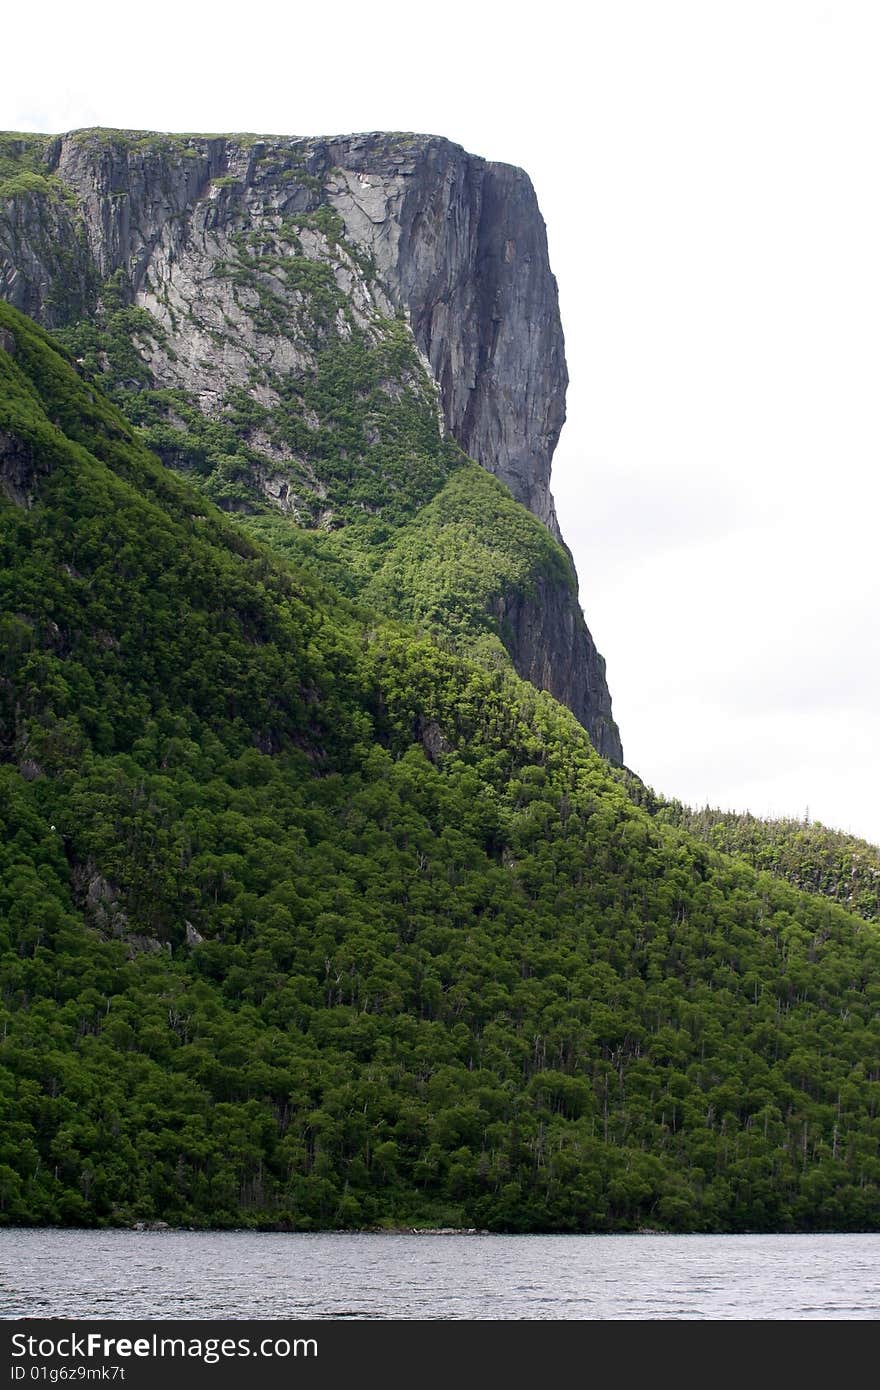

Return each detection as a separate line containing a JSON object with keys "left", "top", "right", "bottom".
{"left": 321, "top": 136, "right": 567, "bottom": 538}
{"left": 0, "top": 429, "right": 44, "bottom": 509}
{"left": 0, "top": 145, "right": 95, "bottom": 328}
{"left": 8, "top": 131, "right": 565, "bottom": 525}
{"left": 0, "top": 128, "right": 622, "bottom": 762}
{"left": 492, "top": 578, "right": 620, "bottom": 761}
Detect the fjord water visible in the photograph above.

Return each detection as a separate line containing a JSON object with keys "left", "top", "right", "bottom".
{"left": 2, "top": 1230, "right": 878, "bottom": 1320}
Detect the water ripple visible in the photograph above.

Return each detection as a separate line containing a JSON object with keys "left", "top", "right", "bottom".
{"left": 1, "top": 1230, "right": 879, "bottom": 1320}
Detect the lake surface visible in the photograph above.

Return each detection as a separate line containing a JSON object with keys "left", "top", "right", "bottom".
{"left": 2, "top": 1229, "right": 878, "bottom": 1320}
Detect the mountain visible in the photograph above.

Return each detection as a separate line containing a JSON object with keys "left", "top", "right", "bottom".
{"left": 0, "top": 128, "right": 621, "bottom": 761}
{"left": 2, "top": 300, "right": 879, "bottom": 1234}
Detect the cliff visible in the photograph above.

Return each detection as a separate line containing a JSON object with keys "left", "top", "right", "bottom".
{"left": 0, "top": 128, "right": 622, "bottom": 761}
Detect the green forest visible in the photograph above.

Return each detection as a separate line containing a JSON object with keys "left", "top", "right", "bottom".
{"left": 2, "top": 301, "right": 879, "bottom": 1234}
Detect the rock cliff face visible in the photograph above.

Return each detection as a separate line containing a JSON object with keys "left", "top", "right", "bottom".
{"left": 0, "top": 129, "right": 622, "bottom": 762}
{"left": 492, "top": 579, "right": 620, "bottom": 762}
{"left": 329, "top": 138, "right": 568, "bottom": 539}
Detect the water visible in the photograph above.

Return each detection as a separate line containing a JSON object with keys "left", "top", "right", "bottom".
{"left": 1, "top": 1229, "right": 878, "bottom": 1320}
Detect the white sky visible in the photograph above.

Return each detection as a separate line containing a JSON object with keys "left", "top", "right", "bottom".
{"left": 4, "top": 1, "right": 878, "bottom": 843}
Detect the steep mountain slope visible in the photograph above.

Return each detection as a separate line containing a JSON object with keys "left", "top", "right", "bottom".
{"left": 0, "top": 128, "right": 621, "bottom": 761}
{"left": 2, "top": 304, "right": 879, "bottom": 1234}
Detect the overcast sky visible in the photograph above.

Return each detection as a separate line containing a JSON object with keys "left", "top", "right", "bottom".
{"left": 4, "top": 1, "right": 878, "bottom": 843}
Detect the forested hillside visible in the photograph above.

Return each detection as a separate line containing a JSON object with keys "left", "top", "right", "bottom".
{"left": 2, "top": 303, "right": 879, "bottom": 1233}
{"left": 654, "top": 804, "right": 880, "bottom": 924}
